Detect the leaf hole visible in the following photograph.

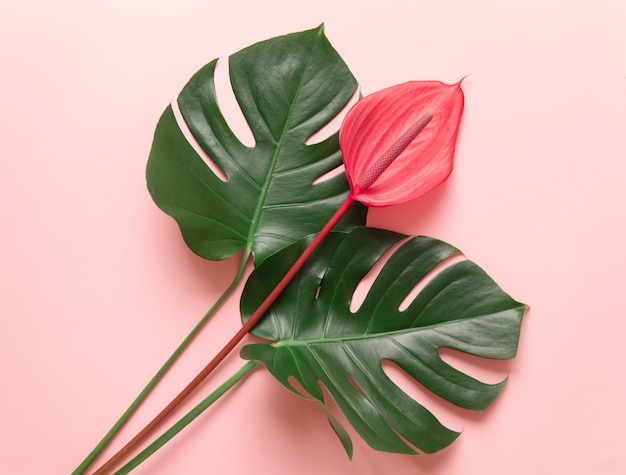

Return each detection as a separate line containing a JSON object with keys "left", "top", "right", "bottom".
{"left": 350, "top": 237, "right": 412, "bottom": 313}
{"left": 438, "top": 348, "right": 511, "bottom": 385}
{"left": 398, "top": 253, "right": 466, "bottom": 312}
{"left": 171, "top": 99, "right": 228, "bottom": 182}
{"left": 324, "top": 378, "right": 424, "bottom": 455}
{"left": 314, "top": 285, "right": 322, "bottom": 300}
{"left": 346, "top": 375, "right": 369, "bottom": 400}
{"left": 312, "top": 163, "right": 345, "bottom": 185}
{"left": 305, "top": 87, "right": 361, "bottom": 146}
{"left": 286, "top": 376, "right": 314, "bottom": 400}
{"left": 213, "top": 57, "right": 256, "bottom": 148}
{"left": 381, "top": 359, "right": 465, "bottom": 432}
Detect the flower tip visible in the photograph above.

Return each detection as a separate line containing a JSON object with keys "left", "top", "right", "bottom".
{"left": 456, "top": 74, "right": 472, "bottom": 87}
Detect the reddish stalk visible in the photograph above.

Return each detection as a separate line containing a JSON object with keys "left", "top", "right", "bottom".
{"left": 91, "top": 195, "right": 355, "bottom": 475}
{"left": 92, "top": 111, "right": 435, "bottom": 474}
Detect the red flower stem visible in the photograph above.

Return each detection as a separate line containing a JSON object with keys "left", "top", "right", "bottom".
{"left": 91, "top": 193, "right": 356, "bottom": 475}
{"left": 72, "top": 250, "right": 251, "bottom": 475}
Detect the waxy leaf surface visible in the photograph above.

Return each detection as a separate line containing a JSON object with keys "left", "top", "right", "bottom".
{"left": 241, "top": 228, "right": 526, "bottom": 455}
{"left": 147, "top": 26, "right": 366, "bottom": 264}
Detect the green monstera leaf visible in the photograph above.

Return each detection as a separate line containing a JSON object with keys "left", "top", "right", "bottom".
{"left": 147, "top": 26, "right": 366, "bottom": 264}
{"left": 240, "top": 227, "right": 527, "bottom": 455}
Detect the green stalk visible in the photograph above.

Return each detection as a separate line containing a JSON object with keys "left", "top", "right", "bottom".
{"left": 91, "top": 196, "right": 356, "bottom": 475}
{"left": 112, "top": 360, "right": 260, "bottom": 475}
{"left": 71, "top": 249, "right": 251, "bottom": 475}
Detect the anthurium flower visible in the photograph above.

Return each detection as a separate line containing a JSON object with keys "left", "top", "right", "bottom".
{"left": 340, "top": 81, "right": 464, "bottom": 207}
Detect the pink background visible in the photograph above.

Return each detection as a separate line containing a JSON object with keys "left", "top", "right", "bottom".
{"left": 2, "top": 1, "right": 625, "bottom": 474}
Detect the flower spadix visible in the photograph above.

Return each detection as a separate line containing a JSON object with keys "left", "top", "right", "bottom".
{"left": 340, "top": 80, "right": 464, "bottom": 207}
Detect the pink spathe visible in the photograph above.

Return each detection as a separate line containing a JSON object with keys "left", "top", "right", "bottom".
{"left": 340, "top": 81, "right": 464, "bottom": 207}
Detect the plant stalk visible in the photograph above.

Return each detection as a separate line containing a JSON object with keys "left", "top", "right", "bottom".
{"left": 91, "top": 194, "right": 355, "bottom": 474}
{"left": 112, "top": 361, "right": 260, "bottom": 475}
{"left": 72, "top": 249, "right": 251, "bottom": 475}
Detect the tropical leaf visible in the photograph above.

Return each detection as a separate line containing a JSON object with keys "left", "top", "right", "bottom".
{"left": 240, "top": 227, "right": 527, "bottom": 455}
{"left": 147, "top": 26, "right": 367, "bottom": 264}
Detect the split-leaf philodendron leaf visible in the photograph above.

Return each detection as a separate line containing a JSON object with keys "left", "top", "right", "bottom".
{"left": 147, "top": 26, "right": 367, "bottom": 265}
{"left": 241, "top": 227, "right": 527, "bottom": 455}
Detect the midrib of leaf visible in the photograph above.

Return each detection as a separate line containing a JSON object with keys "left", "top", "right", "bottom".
{"left": 271, "top": 308, "right": 522, "bottom": 349}
{"left": 244, "top": 29, "right": 322, "bottom": 257}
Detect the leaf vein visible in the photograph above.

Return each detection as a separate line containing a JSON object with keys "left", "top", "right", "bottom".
{"left": 244, "top": 35, "right": 322, "bottom": 253}
{"left": 274, "top": 307, "right": 523, "bottom": 348}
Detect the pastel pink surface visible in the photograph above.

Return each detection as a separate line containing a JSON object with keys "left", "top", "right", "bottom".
{"left": 1, "top": 1, "right": 625, "bottom": 474}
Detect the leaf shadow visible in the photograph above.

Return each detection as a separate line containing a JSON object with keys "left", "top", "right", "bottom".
{"left": 145, "top": 211, "right": 247, "bottom": 298}
{"left": 365, "top": 178, "right": 456, "bottom": 236}
{"left": 259, "top": 369, "right": 468, "bottom": 470}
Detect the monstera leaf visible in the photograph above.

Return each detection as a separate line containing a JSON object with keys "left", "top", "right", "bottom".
{"left": 147, "top": 26, "right": 366, "bottom": 264}
{"left": 240, "top": 227, "right": 527, "bottom": 455}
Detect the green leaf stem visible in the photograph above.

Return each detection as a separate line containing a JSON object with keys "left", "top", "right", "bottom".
{"left": 74, "top": 26, "right": 366, "bottom": 474}
{"left": 112, "top": 361, "right": 260, "bottom": 475}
